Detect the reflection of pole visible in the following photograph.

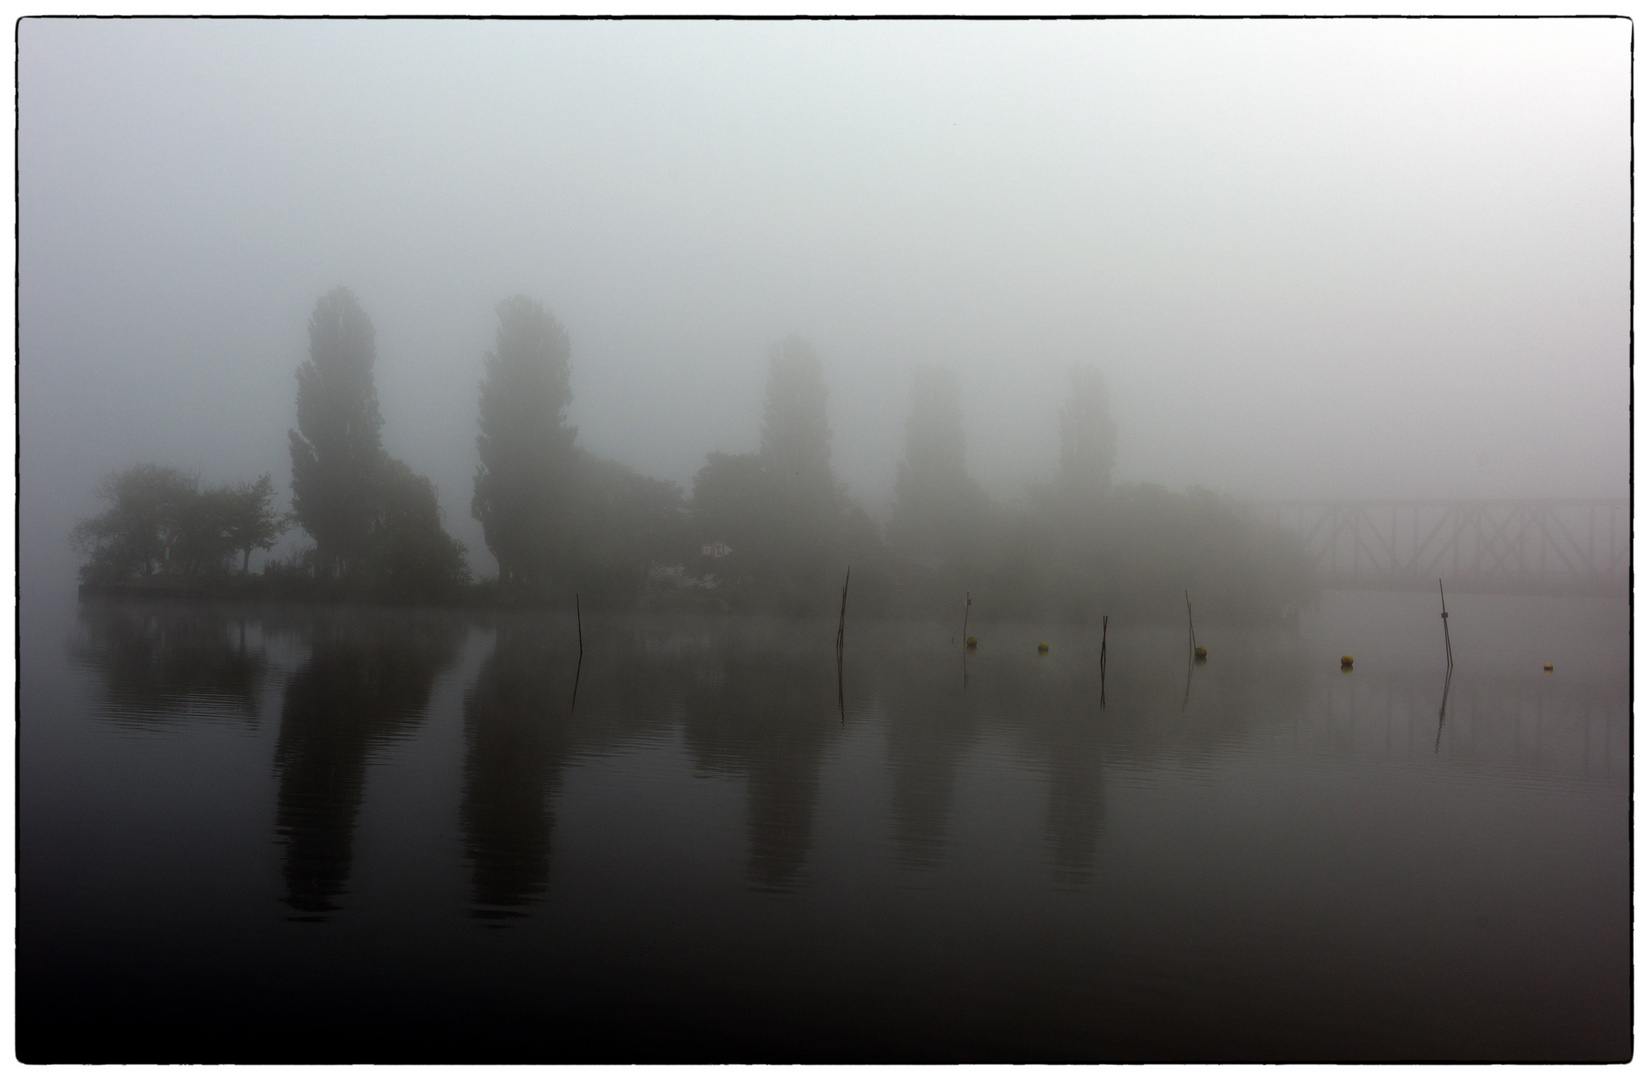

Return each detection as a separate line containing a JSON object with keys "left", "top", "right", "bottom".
{"left": 1436, "top": 662, "right": 1452, "bottom": 753}
{"left": 1182, "top": 649, "right": 1194, "bottom": 713}
{"left": 836, "top": 567, "right": 850, "bottom": 720}
{"left": 1099, "top": 615, "right": 1108, "bottom": 708}
{"left": 570, "top": 593, "right": 584, "bottom": 712}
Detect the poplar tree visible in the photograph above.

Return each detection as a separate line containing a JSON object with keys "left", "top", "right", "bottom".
{"left": 889, "top": 365, "right": 985, "bottom": 562}
{"left": 289, "top": 287, "right": 384, "bottom": 577}
{"left": 471, "top": 295, "right": 577, "bottom": 588}
{"left": 759, "top": 335, "right": 835, "bottom": 499}
{"left": 1057, "top": 365, "right": 1118, "bottom": 499}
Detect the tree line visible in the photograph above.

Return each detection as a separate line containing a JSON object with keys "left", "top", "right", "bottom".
{"left": 73, "top": 286, "right": 1316, "bottom": 621}
{"left": 73, "top": 468, "right": 285, "bottom": 582}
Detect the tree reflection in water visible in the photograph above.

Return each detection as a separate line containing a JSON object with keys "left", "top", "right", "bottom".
{"left": 460, "top": 613, "right": 683, "bottom": 923}
{"left": 879, "top": 635, "right": 983, "bottom": 872}
{"left": 1035, "top": 718, "right": 1108, "bottom": 886}
{"left": 966, "top": 641, "right": 1111, "bottom": 884}
{"left": 461, "top": 622, "right": 570, "bottom": 922}
{"left": 273, "top": 615, "right": 461, "bottom": 918}
{"left": 682, "top": 624, "right": 843, "bottom": 892}
{"left": 873, "top": 622, "right": 1313, "bottom": 886}
{"left": 68, "top": 600, "right": 269, "bottom": 729}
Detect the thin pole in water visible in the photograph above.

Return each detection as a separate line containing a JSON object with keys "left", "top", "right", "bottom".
{"left": 1436, "top": 579, "right": 1454, "bottom": 752}
{"left": 1185, "top": 589, "right": 1197, "bottom": 655}
{"left": 961, "top": 591, "right": 971, "bottom": 648}
{"left": 1438, "top": 578, "right": 1452, "bottom": 669}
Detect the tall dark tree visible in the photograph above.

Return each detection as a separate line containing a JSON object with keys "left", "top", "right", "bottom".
{"left": 889, "top": 366, "right": 986, "bottom": 563}
{"left": 289, "top": 287, "right": 384, "bottom": 577}
{"left": 759, "top": 335, "right": 835, "bottom": 500}
{"left": 471, "top": 295, "right": 577, "bottom": 589}
{"left": 1057, "top": 364, "right": 1118, "bottom": 499}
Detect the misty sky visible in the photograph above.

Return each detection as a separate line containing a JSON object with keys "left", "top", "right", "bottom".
{"left": 19, "top": 17, "right": 1630, "bottom": 585}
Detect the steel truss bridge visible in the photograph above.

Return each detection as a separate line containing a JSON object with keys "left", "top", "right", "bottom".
{"left": 1248, "top": 498, "right": 1630, "bottom": 596}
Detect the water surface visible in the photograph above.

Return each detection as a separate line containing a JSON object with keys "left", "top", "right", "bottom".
{"left": 18, "top": 589, "right": 1630, "bottom": 1061}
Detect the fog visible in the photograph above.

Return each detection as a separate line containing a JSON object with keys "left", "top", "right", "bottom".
{"left": 19, "top": 18, "right": 1629, "bottom": 590}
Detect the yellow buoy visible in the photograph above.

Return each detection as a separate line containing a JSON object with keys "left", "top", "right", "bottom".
{"left": 1194, "top": 646, "right": 1207, "bottom": 660}
{"left": 1037, "top": 641, "right": 1050, "bottom": 652}
{"left": 1543, "top": 663, "right": 1554, "bottom": 672}
{"left": 966, "top": 636, "right": 977, "bottom": 648}
{"left": 1340, "top": 654, "right": 1354, "bottom": 669}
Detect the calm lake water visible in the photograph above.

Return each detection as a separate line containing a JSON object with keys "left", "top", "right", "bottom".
{"left": 18, "top": 588, "right": 1630, "bottom": 1062}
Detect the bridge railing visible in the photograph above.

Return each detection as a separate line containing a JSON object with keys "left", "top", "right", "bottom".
{"left": 1248, "top": 498, "right": 1629, "bottom": 596}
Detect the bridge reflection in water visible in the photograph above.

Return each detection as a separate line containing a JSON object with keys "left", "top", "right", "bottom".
{"left": 1251, "top": 499, "right": 1628, "bottom": 596}
{"left": 1304, "top": 669, "right": 1627, "bottom": 786}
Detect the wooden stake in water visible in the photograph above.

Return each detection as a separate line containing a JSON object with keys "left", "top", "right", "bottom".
{"left": 1435, "top": 579, "right": 1453, "bottom": 752}
{"left": 961, "top": 591, "right": 971, "bottom": 649}
{"left": 1438, "top": 578, "right": 1453, "bottom": 669}
{"left": 1185, "top": 589, "right": 1198, "bottom": 655}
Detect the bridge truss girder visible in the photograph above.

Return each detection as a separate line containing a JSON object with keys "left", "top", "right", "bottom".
{"left": 1251, "top": 499, "right": 1629, "bottom": 596}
